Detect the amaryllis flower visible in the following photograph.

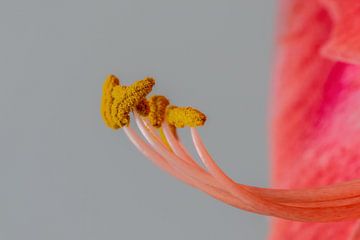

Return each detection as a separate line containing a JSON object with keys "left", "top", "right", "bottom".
{"left": 100, "top": 0, "right": 360, "bottom": 239}
{"left": 270, "top": 0, "right": 360, "bottom": 239}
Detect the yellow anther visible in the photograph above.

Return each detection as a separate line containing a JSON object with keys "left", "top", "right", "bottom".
{"left": 148, "top": 95, "right": 170, "bottom": 128}
{"left": 100, "top": 75, "right": 155, "bottom": 129}
{"left": 135, "top": 98, "right": 150, "bottom": 117}
{"left": 166, "top": 106, "right": 207, "bottom": 128}
{"left": 101, "top": 75, "right": 121, "bottom": 129}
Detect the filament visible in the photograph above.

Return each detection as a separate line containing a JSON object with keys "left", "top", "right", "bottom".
{"left": 129, "top": 115, "right": 360, "bottom": 221}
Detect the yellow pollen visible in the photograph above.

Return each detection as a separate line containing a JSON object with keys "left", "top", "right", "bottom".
{"left": 135, "top": 98, "right": 150, "bottom": 117}
{"left": 166, "top": 106, "right": 207, "bottom": 128}
{"left": 148, "top": 95, "right": 170, "bottom": 128}
{"left": 100, "top": 75, "right": 155, "bottom": 129}
{"left": 101, "top": 75, "right": 121, "bottom": 129}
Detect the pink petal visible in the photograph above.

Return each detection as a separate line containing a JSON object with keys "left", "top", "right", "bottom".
{"left": 270, "top": 0, "right": 360, "bottom": 238}
{"left": 320, "top": 0, "right": 360, "bottom": 65}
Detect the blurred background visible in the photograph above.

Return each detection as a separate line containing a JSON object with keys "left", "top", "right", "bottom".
{"left": 0, "top": 0, "right": 276, "bottom": 239}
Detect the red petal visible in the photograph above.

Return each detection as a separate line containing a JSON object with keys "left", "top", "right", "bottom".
{"left": 320, "top": 0, "right": 360, "bottom": 64}
{"left": 270, "top": 0, "right": 360, "bottom": 239}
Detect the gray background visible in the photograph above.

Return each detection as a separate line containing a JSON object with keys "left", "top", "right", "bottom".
{"left": 0, "top": 0, "right": 276, "bottom": 239}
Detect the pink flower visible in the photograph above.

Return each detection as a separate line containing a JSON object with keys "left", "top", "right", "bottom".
{"left": 101, "top": 0, "right": 360, "bottom": 238}
{"left": 270, "top": 0, "right": 360, "bottom": 238}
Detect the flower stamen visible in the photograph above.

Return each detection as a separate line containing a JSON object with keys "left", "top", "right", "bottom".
{"left": 166, "top": 106, "right": 207, "bottom": 128}
{"left": 101, "top": 76, "right": 360, "bottom": 222}
{"left": 100, "top": 75, "right": 155, "bottom": 129}
{"left": 148, "top": 95, "right": 170, "bottom": 128}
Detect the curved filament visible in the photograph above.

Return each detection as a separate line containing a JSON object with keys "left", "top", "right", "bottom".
{"left": 126, "top": 115, "right": 360, "bottom": 221}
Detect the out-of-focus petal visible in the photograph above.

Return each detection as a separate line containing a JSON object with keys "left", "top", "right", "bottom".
{"left": 320, "top": 0, "right": 360, "bottom": 65}
{"left": 270, "top": 0, "right": 360, "bottom": 239}
{"left": 271, "top": 0, "right": 334, "bottom": 186}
